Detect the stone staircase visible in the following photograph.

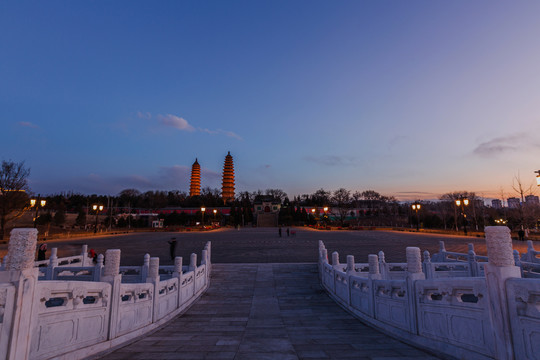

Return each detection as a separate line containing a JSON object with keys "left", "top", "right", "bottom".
{"left": 257, "top": 213, "right": 278, "bottom": 227}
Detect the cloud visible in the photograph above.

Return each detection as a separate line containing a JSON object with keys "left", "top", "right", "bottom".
{"left": 157, "top": 114, "right": 195, "bottom": 132}
{"left": 199, "top": 128, "right": 243, "bottom": 140}
{"left": 139, "top": 111, "right": 242, "bottom": 139}
{"left": 473, "top": 133, "right": 540, "bottom": 157}
{"left": 18, "top": 121, "right": 39, "bottom": 128}
{"left": 304, "top": 155, "right": 358, "bottom": 167}
{"left": 137, "top": 111, "right": 152, "bottom": 120}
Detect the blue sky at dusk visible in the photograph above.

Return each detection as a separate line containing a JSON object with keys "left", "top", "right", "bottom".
{"left": 2, "top": 1, "right": 540, "bottom": 200}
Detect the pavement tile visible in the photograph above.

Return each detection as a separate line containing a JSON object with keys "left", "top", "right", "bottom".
{"left": 100, "top": 263, "right": 439, "bottom": 360}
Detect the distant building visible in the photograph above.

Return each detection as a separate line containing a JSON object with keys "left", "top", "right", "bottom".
{"left": 221, "top": 152, "right": 235, "bottom": 203}
{"left": 189, "top": 158, "right": 201, "bottom": 197}
{"left": 525, "top": 195, "right": 540, "bottom": 205}
{"left": 507, "top": 197, "right": 521, "bottom": 208}
{"left": 491, "top": 199, "right": 502, "bottom": 209}
{"left": 253, "top": 196, "right": 280, "bottom": 227}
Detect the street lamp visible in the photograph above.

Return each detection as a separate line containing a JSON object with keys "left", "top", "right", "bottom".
{"left": 213, "top": 209, "right": 217, "bottom": 222}
{"left": 411, "top": 202, "right": 421, "bottom": 231}
{"left": 201, "top": 207, "right": 206, "bottom": 226}
{"left": 30, "top": 195, "right": 46, "bottom": 228}
{"left": 535, "top": 170, "right": 540, "bottom": 186}
{"left": 455, "top": 197, "right": 469, "bottom": 235}
{"left": 92, "top": 204, "right": 104, "bottom": 234}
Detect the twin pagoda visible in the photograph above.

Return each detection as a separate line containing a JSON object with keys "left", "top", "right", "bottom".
{"left": 189, "top": 152, "right": 235, "bottom": 203}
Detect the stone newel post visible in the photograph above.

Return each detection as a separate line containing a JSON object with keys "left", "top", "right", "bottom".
{"left": 2, "top": 229, "right": 39, "bottom": 360}
{"left": 321, "top": 249, "right": 328, "bottom": 263}
{"left": 484, "top": 226, "right": 520, "bottom": 360}
{"left": 405, "top": 246, "right": 424, "bottom": 333}
{"left": 332, "top": 251, "right": 340, "bottom": 267}
{"left": 368, "top": 254, "right": 381, "bottom": 279}
{"left": 346, "top": 255, "right": 356, "bottom": 274}
{"left": 103, "top": 249, "right": 121, "bottom": 277}
{"left": 174, "top": 257, "right": 183, "bottom": 275}
{"left": 147, "top": 257, "right": 159, "bottom": 282}
{"left": 5, "top": 228, "right": 38, "bottom": 271}
{"left": 189, "top": 253, "right": 197, "bottom": 272}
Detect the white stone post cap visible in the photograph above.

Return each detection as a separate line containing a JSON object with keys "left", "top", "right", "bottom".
{"left": 485, "top": 226, "right": 514, "bottom": 267}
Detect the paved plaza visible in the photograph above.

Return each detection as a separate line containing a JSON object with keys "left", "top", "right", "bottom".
{"left": 4, "top": 227, "right": 529, "bottom": 266}
{"left": 99, "top": 263, "right": 439, "bottom": 360}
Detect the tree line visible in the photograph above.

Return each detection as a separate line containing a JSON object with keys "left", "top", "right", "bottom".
{"left": 1, "top": 160, "right": 538, "bottom": 238}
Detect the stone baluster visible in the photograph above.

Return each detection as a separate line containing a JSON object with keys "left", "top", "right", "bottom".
{"left": 406, "top": 247, "right": 424, "bottom": 333}
{"left": 378, "top": 251, "right": 388, "bottom": 279}
{"left": 141, "top": 253, "right": 150, "bottom": 281}
{"left": 174, "top": 256, "right": 183, "bottom": 276}
{"left": 484, "top": 226, "right": 520, "bottom": 360}
{"left": 524, "top": 240, "right": 535, "bottom": 263}
{"left": 321, "top": 248, "right": 328, "bottom": 264}
{"left": 406, "top": 247, "right": 424, "bottom": 277}
{"left": 437, "top": 241, "right": 447, "bottom": 262}
{"left": 174, "top": 256, "right": 183, "bottom": 306}
{"left": 368, "top": 254, "right": 381, "bottom": 280}
{"left": 346, "top": 255, "right": 356, "bottom": 274}
{"left": 46, "top": 247, "right": 58, "bottom": 280}
{"left": 2, "top": 228, "right": 39, "bottom": 360}
{"left": 331, "top": 251, "right": 340, "bottom": 267}
{"left": 201, "top": 249, "right": 208, "bottom": 265}
{"left": 467, "top": 243, "right": 477, "bottom": 277}
{"left": 189, "top": 253, "right": 197, "bottom": 272}
{"left": 513, "top": 250, "right": 524, "bottom": 277}
{"left": 147, "top": 257, "right": 159, "bottom": 282}
{"left": 80, "top": 244, "right": 88, "bottom": 266}
{"left": 103, "top": 249, "right": 121, "bottom": 278}
{"left": 423, "top": 250, "right": 434, "bottom": 279}
{"left": 94, "top": 254, "right": 104, "bottom": 281}
{"left": 102, "top": 249, "right": 122, "bottom": 340}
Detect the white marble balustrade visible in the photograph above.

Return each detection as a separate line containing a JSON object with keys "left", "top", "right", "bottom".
{"left": 0, "top": 228, "right": 211, "bottom": 360}
{"left": 318, "top": 227, "right": 540, "bottom": 360}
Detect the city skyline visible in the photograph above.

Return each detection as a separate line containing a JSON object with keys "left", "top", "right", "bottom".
{"left": 2, "top": 1, "right": 540, "bottom": 201}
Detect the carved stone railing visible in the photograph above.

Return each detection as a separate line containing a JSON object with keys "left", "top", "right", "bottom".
{"left": 0, "top": 228, "right": 211, "bottom": 360}
{"left": 319, "top": 226, "right": 539, "bottom": 360}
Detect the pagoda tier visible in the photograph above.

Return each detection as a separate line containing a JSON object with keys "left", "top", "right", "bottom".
{"left": 189, "top": 158, "right": 201, "bottom": 197}
{"left": 221, "top": 151, "right": 235, "bottom": 203}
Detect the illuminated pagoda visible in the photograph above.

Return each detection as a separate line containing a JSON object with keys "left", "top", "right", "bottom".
{"left": 221, "top": 151, "right": 235, "bottom": 203}
{"left": 189, "top": 158, "right": 201, "bottom": 197}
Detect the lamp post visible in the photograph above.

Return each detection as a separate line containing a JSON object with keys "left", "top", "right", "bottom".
{"left": 92, "top": 204, "right": 104, "bottom": 233}
{"left": 411, "top": 202, "right": 421, "bottom": 231}
{"left": 323, "top": 206, "right": 328, "bottom": 226}
{"left": 535, "top": 170, "right": 540, "bottom": 186}
{"left": 30, "top": 195, "right": 46, "bottom": 228}
{"left": 455, "top": 197, "right": 469, "bottom": 235}
{"left": 201, "top": 207, "right": 206, "bottom": 227}
{"left": 213, "top": 209, "right": 217, "bottom": 223}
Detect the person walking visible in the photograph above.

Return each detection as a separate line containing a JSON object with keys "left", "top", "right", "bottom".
{"left": 168, "top": 238, "right": 177, "bottom": 261}
{"left": 37, "top": 243, "right": 47, "bottom": 261}
{"left": 286, "top": 228, "right": 290, "bottom": 237}
{"left": 278, "top": 227, "right": 282, "bottom": 237}
{"left": 518, "top": 229, "right": 525, "bottom": 241}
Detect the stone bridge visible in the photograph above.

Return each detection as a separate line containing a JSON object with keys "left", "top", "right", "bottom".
{"left": 1, "top": 228, "right": 538, "bottom": 359}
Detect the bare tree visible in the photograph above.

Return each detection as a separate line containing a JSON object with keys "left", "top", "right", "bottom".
{"left": 0, "top": 160, "right": 31, "bottom": 240}
{"left": 332, "top": 188, "right": 351, "bottom": 226}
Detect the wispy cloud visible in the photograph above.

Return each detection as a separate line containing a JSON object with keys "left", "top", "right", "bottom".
{"left": 473, "top": 133, "right": 540, "bottom": 157}
{"left": 140, "top": 111, "right": 242, "bottom": 139}
{"left": 137, "top": 111, "right": 152, "bottom": 120}
{"left": 157, "top": 114, "right": 195, "bottom": 132}
{"left": 304, "top": 155, "right": 358, "bottom": 167}
{"left": 199, "top": 128, "right": 243, "bottom": 140}
{"left": 18, "top": 121, "right": 39, "bottom": 128}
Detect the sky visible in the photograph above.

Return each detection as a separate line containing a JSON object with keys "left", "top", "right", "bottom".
{"left": 2, "top": 1, "right": 540, "bottom": 201}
